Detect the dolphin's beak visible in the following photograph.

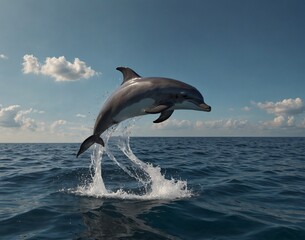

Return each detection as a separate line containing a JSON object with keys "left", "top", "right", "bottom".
{"left": 198, "top": 103, "right": 211, "bottom": 112}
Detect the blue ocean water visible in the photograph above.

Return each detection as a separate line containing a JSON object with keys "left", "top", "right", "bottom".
{"left": 1, "top": 137, "right": 305, "bottom": 239}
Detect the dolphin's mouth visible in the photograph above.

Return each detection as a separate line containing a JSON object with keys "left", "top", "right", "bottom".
{"left": 198, "top": 103, "right": 212, "bottom": 112}
{"left": 184, "top": 100, "right": 212, "bottom": 112}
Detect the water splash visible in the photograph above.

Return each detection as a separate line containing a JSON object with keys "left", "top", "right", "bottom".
{"left": 75, "top": 119, "right": 192, "bottom": 200}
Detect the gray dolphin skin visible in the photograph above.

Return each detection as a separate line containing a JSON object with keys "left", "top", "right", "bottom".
{"left": 77, "top": 67, "right": 211, "bottom": 157}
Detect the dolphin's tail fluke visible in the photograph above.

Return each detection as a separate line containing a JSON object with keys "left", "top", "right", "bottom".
{"left": 76, "top": 135, "right": 104, "bottom": 158}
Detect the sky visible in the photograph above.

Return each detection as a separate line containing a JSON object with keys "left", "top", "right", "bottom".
{"left": 0, "top": 0, "right": 305, "bottom": 142}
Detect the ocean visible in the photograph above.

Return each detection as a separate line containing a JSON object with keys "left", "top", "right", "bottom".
{"left": 1, "top": 137, "right": 305, "bottom": 239}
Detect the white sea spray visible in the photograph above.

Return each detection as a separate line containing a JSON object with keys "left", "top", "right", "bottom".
{"left": 74, "top": 118, "right": 192, "bottom": 200}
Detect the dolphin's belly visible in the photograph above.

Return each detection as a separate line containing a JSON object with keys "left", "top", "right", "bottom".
{"left": 113, "top": 98, "right": 155, "bottom": 122}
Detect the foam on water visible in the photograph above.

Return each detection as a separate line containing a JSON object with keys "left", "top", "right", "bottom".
{"left": 75, "top": 119, "right": 192, "bottom": 200}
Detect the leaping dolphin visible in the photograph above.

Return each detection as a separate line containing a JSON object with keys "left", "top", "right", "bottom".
{"left": 77, "top": 67, "right": 211, "bottom": 157}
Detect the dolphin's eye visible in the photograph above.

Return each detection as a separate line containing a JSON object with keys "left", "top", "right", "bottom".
{"left": 182, "top": 93, "right": 188, "bottom": 99}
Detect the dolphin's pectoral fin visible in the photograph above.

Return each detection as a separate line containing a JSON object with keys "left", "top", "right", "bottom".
{"left": 76, "top": 135, "right": 104, "bottom": 158}
{"left": 153, "top": 110, "right": 174, "bottom": 123}
{"left": 145, "top": 103, "right": 173, "bottom": 114}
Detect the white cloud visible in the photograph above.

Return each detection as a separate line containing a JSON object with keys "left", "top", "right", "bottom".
{"left": 287, "top": 116, "right": 295, "bottom": 126}
{"left": 152, "top": 118, "right": 249, "bottom": 132}
{"left": 254, "top": 98, "right": 305, "bottom": 129}
{"left": 50, "top": 119, "right": 67, "bottom": 133}
{"left": 22, "top": 54, "right": 98, "bottom": 81}
{"left": 0, "top": 105, "right": 40, "bottom": 130}
{"left": 0, "top": 54, "right": 8, "bottom": 60}
{"left": 76, "top": 113, "right": 87, "bottom": 118}
{"left": 0, "top": 105, "right": 21, "bottom": 128}
{"left": 261, "top": 115, "right": 300, "bottom": 129}
{"left": 22, "top": 54, "right": 40, "bottom": 74}
{"left": 273, "top": 115, "right": 285, "bottom": 126}
{"left": 0, "top": 104, "right": 92, "bottom": 142}
{"left": 152, "top": 119, "right": 192, "bottom": 130}
{"left": 255, "top": 97, "right": 305, "bottom": 116}
{"left": 196, "top": 119, "right": 249, "bottom": 129}
{"left": 41, "top": 56, "right": 97, "bottom": 81}
{"left": 49, "top": 120, "right": 91, "bottom": 140}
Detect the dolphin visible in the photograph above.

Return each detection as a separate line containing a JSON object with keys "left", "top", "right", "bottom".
{"left": 77, "top": 67, "right": 211, "bottom": 157}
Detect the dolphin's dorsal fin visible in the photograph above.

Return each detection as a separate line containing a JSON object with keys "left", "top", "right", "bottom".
{"left": 116, "top": 67, "right": 141, "bottom": 84}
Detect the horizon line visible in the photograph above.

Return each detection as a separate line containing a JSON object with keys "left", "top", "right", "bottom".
{"left": 1, "top": 136, "right": 304, "bottom": 144}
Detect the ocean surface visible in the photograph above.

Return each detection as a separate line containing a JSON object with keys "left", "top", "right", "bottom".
{"left": 1, "top": 137, "right": 305, "bottom": 239}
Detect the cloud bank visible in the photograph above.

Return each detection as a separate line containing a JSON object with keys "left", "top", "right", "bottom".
{"left": 255, "top": 97, "right": 304, "bottom": 116}
{"left": 196, "top": 119, "right": 249, "bottom": 129}
{"left": 1, "top": 97, "right": 305, "bottom": 142}
{"left": 0, "top": 103, "right": 91, "bottom": 142}
{"left": 22, "top": 54, "right": 97, "bottom": 81}
{"left": 254, "top": 98, "right": 305, "bottom": 128}
{"left": 149, "top": 97, "right": 305, "bottom": 136}
{"left": 0, "top": 105, "right": 40, "bottom": 131}
{"left": 151, "top": 118, "right": 249, "bottom": 131}
{"left": 152, "top": 119, "right": 192, "bottom": 130}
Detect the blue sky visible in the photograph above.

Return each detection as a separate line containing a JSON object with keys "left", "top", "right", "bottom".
{"left": 0, "top": 0, "right": 305, "bottom": 142}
